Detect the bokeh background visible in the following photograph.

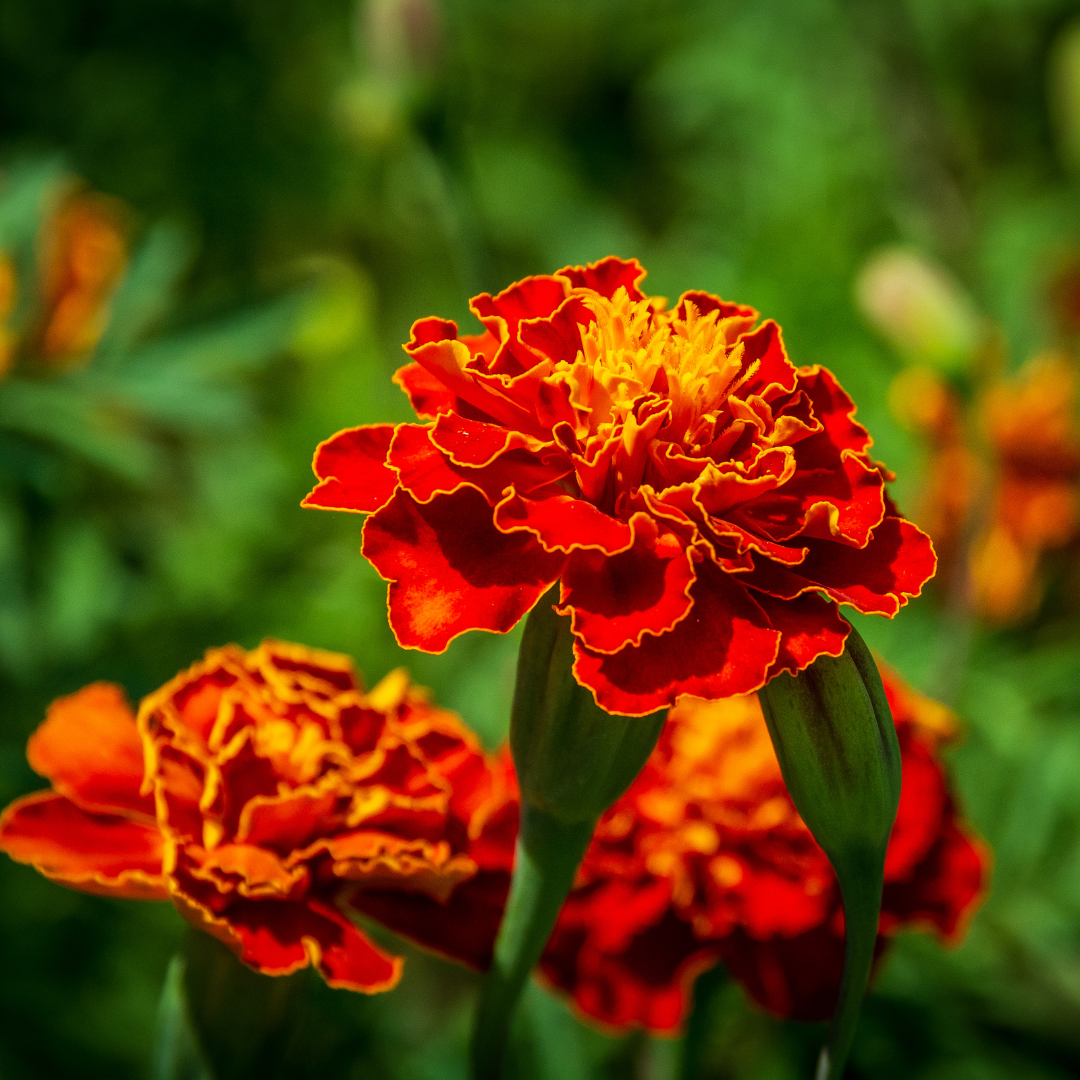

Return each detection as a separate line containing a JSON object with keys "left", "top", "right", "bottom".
{"left": 2, "top": 1, "right": 1080, "bottom": 1077}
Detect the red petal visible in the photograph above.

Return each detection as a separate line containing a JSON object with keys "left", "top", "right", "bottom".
{"left": 738, "top": 321, "right": 798, "bottom": 398}
{"left": 675, "top": 290, "right": 758, "bottom": 323}
{"left": 303, "top": 425, "right": 398, "bottom": 514}
{"left": 198, "top": 896, "right": 403, "bottom": 991}
{"left": 393, "top": 361, "right": 456, "bottom": 419}
{"left": 559, "top": 528, "right": 696, "bottom": 653}
{"left": 720, "top": 924, "right": 872, "bottom": 1022}
{"left": 391, "top": 424, "right": 563, "bottom": 505}
{"left": 744, "top": 516, "right": 937, "bottom": 617}
{"left": 363, "top": 486, "right": 567, "bottom": 651}
{"left": 556, "top": 256, "right": 648, "bottom": 301}
{"left": 733, "top": 449, "right": 886, "bottom": 549}
{"left": 881, "top": 815, "right": 989, "bottom": 941}
{"left": 756, "top": 591, "right": 850, "bottom": 680}
{"left": 493, "top": 491, "right": 635, "bottom": 554}
{"left": 883, "top": 733, "right": 947, "bottom": 880}
{"left": 799, "top": 365, "right": 873, "bottom": 456}
{"left": 572, "top": 563, "right": 781, "bottom": 715}
{"left": 429, "top": 412, "right": 543, "bottom": 466}
{"left": 351, "top": 869, "right": 510, "bottom": 971}
{"left": 26, "top": 682, "right": 155, "bottom": 819}
{"left": 0, "top": 792, "right": 166, "bottom": 899}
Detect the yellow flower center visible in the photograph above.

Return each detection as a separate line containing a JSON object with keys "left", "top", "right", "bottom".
{"left": 564, "top": 287, "right": 759, "bottom": 445}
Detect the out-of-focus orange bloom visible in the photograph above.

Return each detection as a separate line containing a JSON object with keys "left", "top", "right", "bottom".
{"left": 36, "top": 193, "right": 126, "bottom": 362}
{"left": 973, "top": 354, "right": 1080, "bottom": 621}
{"left": 0, "top": 255, "right": 16, "bottom": 379}
{"left": 533, "top": 665, "right": 988, "bottom": 1028}
{"left": 887, "top": 367, "right": 982, "bottom": 584}
{"left": 0, "top": 641, "right": 500, "bottom": 993}
{"left": 359, "top": 664, "right": 989, "bottom": 1031}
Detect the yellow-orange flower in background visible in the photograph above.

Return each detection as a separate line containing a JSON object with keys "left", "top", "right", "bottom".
{"left": 35, "top": 193, "right": 126, "bottom": 362}
{"left": 972, "top": 353, "right": 1080, "bottom": 621}
{"left": 0, "top": 641, "right": 500, "bottom": 992}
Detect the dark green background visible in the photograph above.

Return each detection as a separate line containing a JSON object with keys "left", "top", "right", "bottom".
{"left": 2, "top": 1, "right": 1080, "bottom": 1077}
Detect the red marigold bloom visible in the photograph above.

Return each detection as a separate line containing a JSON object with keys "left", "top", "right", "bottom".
{"left": 538, "top": 665, "right": 989, "bottom": 1028}
{"left": 343, "top": 663, "right": 988, "bottom": 1031}
{"left": 0, "top": 641, "right": 500, "bottom": 993}
{"left": 305, "top": 257, "right": 935, "bottom": 714}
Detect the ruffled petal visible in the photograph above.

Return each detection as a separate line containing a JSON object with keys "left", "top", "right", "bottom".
{"left": 556, "top": 256, "right": 648, "bottom": 302}
{"left": 572, "top": 563, "right": 781, "bottom": 715}
{"left": 559, "top": 527, "right": 696, "bottom": 653}
{"left": 393, "top": 361, "right": 456, "bottom": 418}
{"left": 493, "top": 491, "right": 635, "bottom": 554}
{"left": 363, "top": 487, "right": 567, "bottom": 651}
{"left": 351, "top": 869, "right": 510, "bottom": 971}
{"left": 744, "top": 516, "right": 937, "bottom": 616}
{"left": 0, "top": 792, "right": 166, "bottom": 899}
{"left": 391, "top": 424, "right": 564, "bottom": 505}
{"left": 755, "top": 591, "right": 850, "bottom": 680}
{"left": 303, "top": 425, "right": 398, "bottom": 513}
{"left": 26, "top": 682, "right": 155, "bottom": 819}
{"left": 176, "top": 891, "right": 403, "bottom": 992}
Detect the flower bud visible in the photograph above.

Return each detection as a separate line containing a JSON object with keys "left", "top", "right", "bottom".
{"left": 758, "top": 624, "right": 901, "bottom": 870}
{"left": 511, "top": 587, "right": 665, "bottom": 824}
{"left": 856, "top": 248, "right": 982, "bottom": 373}
{"left": 758, "top": 624, "right": 902, "bottom": 1080}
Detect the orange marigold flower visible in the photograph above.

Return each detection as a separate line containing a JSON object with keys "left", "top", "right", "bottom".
{"left": 0, "top": 641, "right": 500, "bottom": 993}
{"left": 304, "top": 257, "right": 936, "bottom": 715}
{"left": 36, "top": 192, "right": 126, "bottom": 362}
{"left": 344, "top": 663, "right": 988, "bottom": 1031}
{"left": 536, "top": 664, "right": 989, "bottom": 1028}
{"left": 973, "top": 354, "right": 1080, "bottom": 621}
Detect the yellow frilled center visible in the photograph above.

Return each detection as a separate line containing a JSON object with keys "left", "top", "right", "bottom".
{"left": 563, "top": 287, "right": 759, "bottom": 445}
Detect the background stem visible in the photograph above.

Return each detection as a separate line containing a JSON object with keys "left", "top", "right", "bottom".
{"left": 816, "top": 851, "right": 886, "bottom": 1080}
{"left": 470, "top": 803, "right": 595, "bottom": 1080}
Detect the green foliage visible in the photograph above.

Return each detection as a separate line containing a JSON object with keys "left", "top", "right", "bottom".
{"left": 2, "top": 0, "right": 1080, "bottom": 1078}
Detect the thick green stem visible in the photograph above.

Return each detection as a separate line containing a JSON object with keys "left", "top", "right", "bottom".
{"left": 470, "top": 587, "right": 665, "bottom": 1080}
{"left": 470, "top": 803, "right": 595, "bottom": 1080}
{"left": 816, "top": 849, "right": 886, "bottom": 1080}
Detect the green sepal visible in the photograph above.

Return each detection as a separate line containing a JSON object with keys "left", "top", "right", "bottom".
{"left": 757, "top": 623, "right": 902, "bottom": 1080}
{"left": 758, "top": 624, "right": 901, "bottom": 873}
{"left": 511, "top": 585, "right": 666, "bottom": 823}
{"left": 471, "top": 588, "right": 666, "bottom": 1078}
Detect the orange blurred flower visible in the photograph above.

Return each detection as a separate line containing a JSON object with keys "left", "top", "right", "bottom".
{"left": 534, "top": 665, "right": 988, "bottom": 1028}
{"left": 356, "top": 663, "right": 988, "bottom": 1030}
{"left": 973, "top": 354, "right": 1080, "bottom": 621}
{"left": 0, "top": 641, "right": 499, "bottom": 992}
{"left": 887, "top": 367, "right": 981, "bottom": 584}
{"left": 35, "top": 192, "right": 126, "bottom": 363}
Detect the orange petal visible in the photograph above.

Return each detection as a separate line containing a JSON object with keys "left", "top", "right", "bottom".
{"left": 0, "top": 791, "right": 166, "bottom": 899}
{"left": 28, "top": 683, "right": 155, "bottom": 819}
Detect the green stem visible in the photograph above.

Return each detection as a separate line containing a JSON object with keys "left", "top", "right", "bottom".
{"left": 470, "top": 803, "right": 595, "bottom": 1080}
{"left": 816, "top": 849, "right": 885, "bottom": 1080}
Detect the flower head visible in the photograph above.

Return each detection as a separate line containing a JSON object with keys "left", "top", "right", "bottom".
{"left": 0, "top": 641, "right": 499, "bottom": 992}
{"left": 306, "top": 257, "right": 935, "bottom": 715}
{"left": 538, "top": 663, "right": 988, "bottom": 1028}
{"left": 971, "top": 354, "right": 1080, "bottom": 622}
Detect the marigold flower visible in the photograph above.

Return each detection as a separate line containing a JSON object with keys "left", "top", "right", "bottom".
{"left": 537, "top": 665, "right": 988, "bottom": 1028}
{"left": 343, "top": 662, "right": 987, "bottom": 1031}
{"left": 36, "top": 193, "right": 127, "bottom": 362}
{"left": 0, "top": 641, "right": 500, "bottom": 993}
{"left": 973, "top": 354, "right": 1080, "bottom": 622}
{"left": 305, "top": 257, "right": 936, "bottom": 715}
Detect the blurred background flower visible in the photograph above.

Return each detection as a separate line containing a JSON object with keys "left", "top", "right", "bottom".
{"left": 2, "top": 1, "right": 1080, "bottom": 1078}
